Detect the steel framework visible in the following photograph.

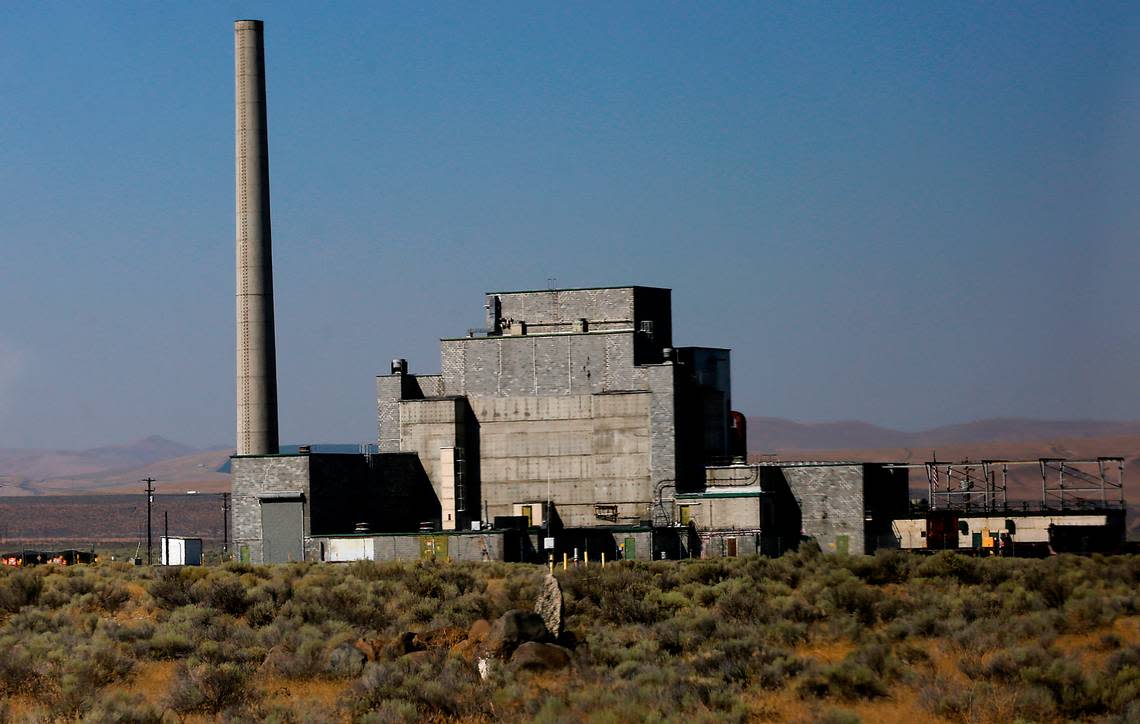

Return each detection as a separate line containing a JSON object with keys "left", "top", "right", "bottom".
{"left": 888, "top": 456, "right": 1125, "bottom": 512}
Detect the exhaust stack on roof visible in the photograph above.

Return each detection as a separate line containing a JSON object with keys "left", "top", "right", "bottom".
{"left": 234, "top": 19, "right": 279, "bottom": 455}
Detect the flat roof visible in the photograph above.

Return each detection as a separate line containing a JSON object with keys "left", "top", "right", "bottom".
{"left": 485, "top": 285, "right": 669, "bottom": 295}
{"left": 440, "top": 328, "right": 633, "bottom": 342}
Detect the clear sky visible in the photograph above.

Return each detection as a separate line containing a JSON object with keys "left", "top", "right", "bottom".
{"left": 1, "top": 2, "right": 1137, "bottom": 450}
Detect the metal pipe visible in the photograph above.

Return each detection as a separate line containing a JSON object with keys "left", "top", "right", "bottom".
{"left": 235, "top": 19, "right": 279, "bottom": 456}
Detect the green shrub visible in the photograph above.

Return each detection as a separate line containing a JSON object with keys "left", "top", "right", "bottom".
{"left": 343, "top": 654, "right": 488, "bottom": 719}
{"left": 915, "top": 552, "right": 981, "bottom": 584}
{"left": 0, "top": 569, "right": 44, "bottom": 612}
{"left": 0, "top": 642, "right": 37, "bottom": 695}
{"left": 166, "top": 662, "right": 258, "bottom": 714}
{"left": 847, "top": 549, "right": 911, "bottom": 585}
{"left": 148, "top": 568, "right": 195, "bottom": 609}
{"left": 198, "top": 574, "right": 251, "bottom": 615}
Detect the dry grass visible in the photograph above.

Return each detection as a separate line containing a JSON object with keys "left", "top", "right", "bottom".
{"left": 118, "top": 660, "right": 179, "bottom": 699}
{"left": 260, "top": 675, "right": 351, "bottom": 713}
{"left": 795, "top": 638, "right": 856, "bottom": 664}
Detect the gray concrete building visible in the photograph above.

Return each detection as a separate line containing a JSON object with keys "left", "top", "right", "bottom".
{"left": 377, "top": 286, "right": 731, "bottom": 532}
{"left": 232, "top": 286, "right": 734, "bottom": 561}
{"left": 231, "top": 286, "right": 911, "bottom": 563}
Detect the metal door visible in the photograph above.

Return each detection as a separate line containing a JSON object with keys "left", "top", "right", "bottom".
{"left": 725, "top": 537, "right": 737, "bottom": 557}
{"left": 261, "top": 500, "right": 303, "bottom": 563}
{"left": 623, "top": 537, "right": 636, "bottom": 560}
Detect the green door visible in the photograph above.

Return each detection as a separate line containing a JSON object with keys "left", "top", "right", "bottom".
{"left": 972, "top": 532, "right": 982, "bottom": 548}
{"left": 835, "top": 535, "right": 849, "bottom": 556}
{"left": 623, "top": 537, "right": 636, "bottom": 560}
{"left": 420, "top": 535, "right": 449, "bottom": 561}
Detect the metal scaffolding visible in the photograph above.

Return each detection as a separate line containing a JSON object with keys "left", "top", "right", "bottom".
{"left": 1040, "top": 457, "right": 1124, "bottom": 511}
{"left": 889, "top": 456, "right": 1125, "bottom": 512}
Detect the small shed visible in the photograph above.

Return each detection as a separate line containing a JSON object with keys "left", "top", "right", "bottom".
{"left": 160, "top": 537, "right": 204, "bottom": 566}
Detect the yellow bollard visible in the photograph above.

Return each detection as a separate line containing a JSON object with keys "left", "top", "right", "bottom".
{"left": 548, "top": 554, "right": 554, "bottom": 575}
{"left": 584, "top": 550, "right": 589, "bottom": 567}
{"left": 601, "top": 552, "right": 606, "bottom": 568}
{"left": 562, "top": 552, "right": 568, "bottom": 570}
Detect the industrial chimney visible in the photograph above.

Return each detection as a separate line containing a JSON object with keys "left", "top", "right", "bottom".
{"left": 234, "top": 20, "right": 279, "bottom": 455}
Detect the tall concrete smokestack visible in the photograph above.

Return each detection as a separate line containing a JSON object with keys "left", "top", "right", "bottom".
{"left": 234, "top": 19, "right": 279, "bottom": 455}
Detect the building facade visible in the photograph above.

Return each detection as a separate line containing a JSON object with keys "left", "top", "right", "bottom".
{"left": 230, "top": 286, "right": 909, "bottom": 563}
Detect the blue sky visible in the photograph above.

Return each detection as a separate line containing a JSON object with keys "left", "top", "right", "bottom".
{"left": 1, "top": 2, "right": 1137, "bottom": 449}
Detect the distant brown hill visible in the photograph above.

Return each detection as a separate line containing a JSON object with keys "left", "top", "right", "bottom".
{"left": 0, "top": 437, "right": 232, "bottom": 497}
{"left": 748, "top": 417, "right": 1140, "bottom": 451}
{"left": 0, "top": 435, "right": 195, "bottom": 479}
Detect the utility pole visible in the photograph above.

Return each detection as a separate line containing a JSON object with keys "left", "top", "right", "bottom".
{"left": 143, "top": 478, "right": 155, "bottom": 565}
{"left": 222, "top": 492, "right": 231, "bottom": 559}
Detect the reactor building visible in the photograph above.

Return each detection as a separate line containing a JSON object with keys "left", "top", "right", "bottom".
{"left": 228, "top": 21, "right": 1125, "bottom": 564}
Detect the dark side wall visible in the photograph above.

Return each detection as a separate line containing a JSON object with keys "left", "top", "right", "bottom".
{"left": 863, "top": 464, "right": 910, "bottom": 551}
{"left": 308, "top": 453, "right": 441, "bottom": 535}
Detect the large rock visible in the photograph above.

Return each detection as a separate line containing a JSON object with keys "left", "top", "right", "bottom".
{"left": 452, "top": 619, "right": 493, "bottom": 663}
{"left": 534, "top": 574, "right": 564, "bottom": 640}
{"left": 468, "top": 618, "right": 492, "bottom": 641}
{"left": 484, "top": 609, "right": 550, "bottom": 658}
{"left": 509, "top": 642, "right": 572, "bottom": 672}
{"left": 353, "top": 638, "right": 378, "bottom": 662}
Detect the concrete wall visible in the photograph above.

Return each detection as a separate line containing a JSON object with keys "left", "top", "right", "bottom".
{"left": 231, "top": 454, "right": 309, "bottom": 564}
{"left": 309, "top": 532, "right": 508, "bottom": 562}
{"left": 396, "top": 397, "right": 468, "bottom": 522}
{"left": 233, "top": 452, "right": 447, "bottom": 562}
{"left": 470, "top": 392, "right": 653, "bottom": 527}
{"left": 377, "top": 373, "right": 446, "bottom": 452}
{"left": 485, "top": 287, "right": 672, "bottom": 358}
{"left": 439, "top": 332, "right": 648, "bottom": 398}
{"left": 782, "top": 465, "right": 866, "bottom": 555}
{"left": 893, "top": 513, "right": 1114, "bottom": 550}
{"left": 698, "top": 532, "right": 762, "bottom": 558}
{"left": 531, "top": 528, "right": 655, "bottom": 562}
{"left": 704, "top": 463, "right": 875, "bottom": 556}
{"left": 678, "top": 495, "right": 763, "bottom": 531}
{"left": 647, "top": 364, "right": 680, "bottom": 491}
